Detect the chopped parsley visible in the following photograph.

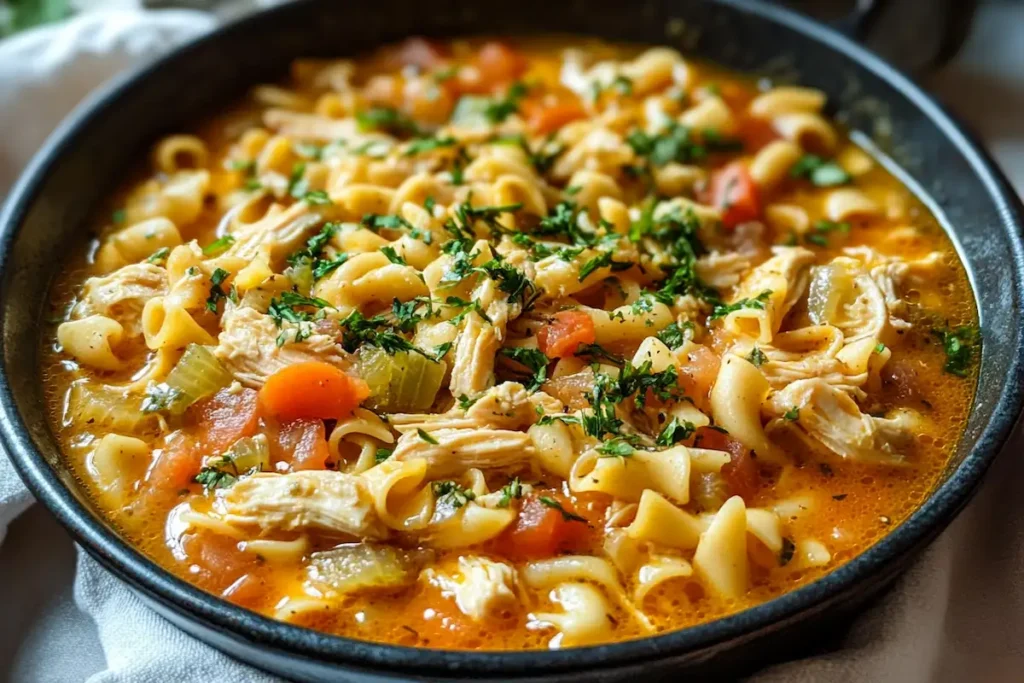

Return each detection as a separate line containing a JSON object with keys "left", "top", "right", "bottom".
{"left": 146, "top": 247, "right": 170, "bottom": 264}
{"left": 783, "top": 406, "right": 800, "bottom": 421}
{"left": 578, "top": 250, "right": 632, "bottom": 282}
{"left": 499, "top": 346, "right": 549, "bottom": 391}
{"left": 302, "top": 190, "right": 333, "bottom": 205}
{"left": 432, "top": 480, "right": 475, "bottom": 508}
{"left": 538, "top": 496, "right": 588, "bottom": 523}
{"left": 111, "top": 209, "right": 126, "bottom": 224}
{"left": 205, "top": 268, "right": 231, "bottom": 313}
{"left": 598, "top": 439, "right": 634, "bottom": 458}
{"left": 626, "top": 123, "right": 743, "bottom": 167}
{"left": 536, "top": 414, "right": 581, "bottom": 426}
{"left": 657, "top": 321, "right": 695, "bottom": 349}
{"left": 380, "top": 245, "right": 406, "bottom": 265}
{"left": 574, "top": 342, "right": 624, "bottom": 367}
{"left": 497, "top": 477, "right": 523, "bottom": 508}
{"left": 457, "top": 394, "right": 479, "bottom": 411}
{"left": 404, "top": 136, "right": 457, "bottom": 156}
{"left": 268, "top": 291, "right": 332, "bottom": 346}
{"left": 932, "top": 325, "right": 981, "bottom": 377}
{"left": 875, "top": 342, "right": 887, "bottom": 354}
{"left": 746, "top": 346, "right": 768, "bottom": 368}
{"left": 194, "top": 467, "right": 237, "bottom": 491}
{"left": 709, "top": 290, "right": 772, "bottom": 321}
{"left": 202, "top": 234, "right": 236, "bottom": 256}
{"left": 804, "top": 219, "right": 851, "bottom": 247}
{"left": 356, "top": 106, "right": 422, "bottom": 136}
{"left": 417, "top": 428, "right": 439, "bottom": 444}
{"left": 789, "top": 154, "right": 852, "bottom": 187}
{"left": 141, "top": 383, "right": 184, "bottom": 414}
{"left": 287, "top": 161, "right": 308, "bottom": 198}
{"left": 656, "top": 417, "right": 696, "bottom": 446}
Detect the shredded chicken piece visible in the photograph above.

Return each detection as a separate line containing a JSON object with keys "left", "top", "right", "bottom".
{"left": 449, "top": 314, "right": 500, "bottom": 397}
{"left": 73, "top": 263, "right": 168, "bottom": 338}
{"left": 391, "top": 427, "right": 535, "bottom": 478}
{"left": 696, "top": 251, "right": 752, "bottom": 289}
{"left": 765, "top": 378, "right": 919, "bottom": 464}
{"left": 263, "top": 109, "right": 360, "bottom": 141}
{"left": 222, "top": 201, "right": 325, "bottom": 267}
{"left": 422, "top": 555, "right": 519, "bottom": 621}
{"left": 215, "top": 470, "right": 387, "bottom": 539}
{"left": 213, "top": 305, "right": 348, "bottom": 387}
{"left": 387, "top": 384, "right": 564, "bottom": 433}
{"left": 732, "top": 326, "right": 868, "bottom": 399}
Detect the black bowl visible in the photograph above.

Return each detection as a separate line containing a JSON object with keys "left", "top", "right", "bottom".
{"left": 2, "top": 0, "right": 1022, "bottom": 680}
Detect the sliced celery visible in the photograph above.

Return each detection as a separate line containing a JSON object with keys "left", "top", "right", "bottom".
{"left": 355, "top": 347, "right": 445, "bottom": 412}
{"left": 156, "top": 344, "right": 234, "bottom": 415}
{"left": 307, "top": 543, "right": 432, "bottom": 594}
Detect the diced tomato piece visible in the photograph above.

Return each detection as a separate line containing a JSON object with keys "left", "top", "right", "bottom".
{"left": 259, "top": 362, "right": 369, "bottom": 422}
{"left": 390, "top": 37, "right": 448, "bottom": 70}
{"left": 694, "top": 426, "right": 760, "bottom": 501}
{"left": 182, "top": 531, "right": 260, "bottom": 592}
{"left": 536, "top": 310, "right": 597, "bottom": 359}
{"left": 475, "top": 41, "right": 527, "bottom": 83}
{"left": 523, "top": 98, "right": 587, "bottom": 135}
{"left": 708, "top": 162, "right": 761, "bottom": 229}
{"left": 147, "top": 432, "right": 203, "bottom": 491}
{"left": 267, "top": 418, "right": 331, "bottom": 471}
{"left": 677, "top": 345, "right": 721, "bottom": 409}
{"left": 190, "top": 388, "right": 261, "bottom": 452}
{"left": 738, "top": 115, "right": 780, "bottom": 150}
{"left": 503, "top": 494, "right": 590, "bottom": 559}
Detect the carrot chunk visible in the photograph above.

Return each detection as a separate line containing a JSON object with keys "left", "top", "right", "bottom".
{"left": 259, "top": 361, "right": 369, "bottom": 421}
{"left": 503, "top": 494, "right": 590, "bottom": 559}
{"left": 536, "top": 310, "right": 596, "bottom": 359}
{"left": 475, "top": 41, "right": 527, "bottom": 83}
{"left": 709, "top": 162, "right": 761, "bottom": 229}
{"left": 524, "top": 99, "right": 587, "bottom": 135}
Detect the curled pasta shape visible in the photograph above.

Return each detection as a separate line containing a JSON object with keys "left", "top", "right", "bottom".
{"left": 361, "top": 458, "right": 431, "bottom": 531}
{"left": 825, "top": 188, "right": 882, "bottom": 222}
{"left": 679, "top": 97, "right": 736, "bottom": 134}
{"left": 58, "top": 316, "right": 125, "bottom": 371}
{"left": 87, "top": 434, "right": 150, "bottom": 501}
{"left": 772, "top": 112, "right": 837, "bottom": 153}
{"left": 749, "top": 86, "right": 826, "bottom": 118}
{"left": 527, "top": 419, "right": 576, "bottom": 478}
{"left": 96, "top": 217, "right": 183, "bottom": 272}
{"left": 530, "top": 583, "right": 613, "bottom": 648}
{"left": 634, "top": 555, "right": 694, "bottom": 604}
{"left": 570, "top": 446, "right": 690, "bottom": 504}
{"left": 153, "top": 134, "right": 209, "bottom": 174}
{"left": 425, "top": 503, "right": 516, "bottom": 549}
{"left": 240, "top": 536, "right": 310, "bottom": 563}
{"left": 626, "top": 490, "right": 703, "bottom": 550}
{"left": 315, "top": 251, "right": 428, "bottom": 310}
{"left": 749, "top": 140, "right": 803, "bottom": 191}
{"left": 693, "top": 495, "right": 749, "bottom": 598}
{"left": 141, "top": 297, "right": 216, "bottom": 350}
{"left": 566, "top": 170, "right": 622, "bottom": 215}
{"left": 491, "top": 174, "right": 548, "bottom": 218}
{"left": 587, "top": 302, "right": 674, "bottom": 346}
{"left": 710, "top": 354, "right": 784, "bottom": 464}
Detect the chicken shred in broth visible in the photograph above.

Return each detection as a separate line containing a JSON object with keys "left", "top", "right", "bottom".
{"left": 42, "top": 38, "right": 978, "bottom": 650}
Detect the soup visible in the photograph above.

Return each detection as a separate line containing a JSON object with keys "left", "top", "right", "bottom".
{"left": 43, "top": 38, "right": 978, "bottom": 650}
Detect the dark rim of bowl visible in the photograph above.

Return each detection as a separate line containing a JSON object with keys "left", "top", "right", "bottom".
{"left": 2, "top": 0, "right": 1023, "bottom": 677}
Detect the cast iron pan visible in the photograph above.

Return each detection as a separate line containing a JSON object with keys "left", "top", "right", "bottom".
{"left": 1, "top": 0, "right": 1021, "bottom": 680}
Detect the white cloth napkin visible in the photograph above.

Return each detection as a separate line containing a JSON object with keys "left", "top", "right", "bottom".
{"left": 1, "top": 6, "right": 1023, "bottom": 683}
{"left": 0, "top": 9, "right": 276, "bottom": 682}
